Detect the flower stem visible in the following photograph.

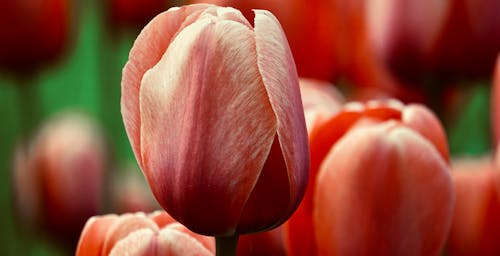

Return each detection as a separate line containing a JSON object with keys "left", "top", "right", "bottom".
{"left": 215, "top": 235, "right": 239, "bottom": 256}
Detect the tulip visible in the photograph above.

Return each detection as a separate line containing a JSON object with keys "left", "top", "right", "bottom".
{"left": 366, "top": 0, "right": 500, "bottom": 84}
{"left": 0, "top": 0, "right": 71, "bottom": 73}
{"left": 285, "top": 100, "right": 453, "bottom": 255}
{"left": 12, "top": 111, "right": 108, "bottom": 246}
{"left": 299, "top": 78, "right": 345, "bottom": 132}
{"left": 107, "top": 0, "right": 171, "bottom": 30}
{"left": 446, "top": 156, "right": 500, "bottom": 255}
{"left": 120, "top": 3, "right": 309, "bottom": 252}
{"left": 76, "top": 211, "right": 215, "bottom": 256}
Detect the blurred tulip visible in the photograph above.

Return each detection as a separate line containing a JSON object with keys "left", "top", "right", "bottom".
{"left": 367, "top": 0, "right": 500, "bottom": 84}
{"left": 285, "top": 100, "right": 453, "bottom": 255}
{"left": 12, "top": 111, "right": 108, "bottom": 245}
{"left": 299, "top": 78, "right": 345, "bottom": 132}
{"left": 76, "top": 211, "right": 215, "bottom": 256}
{"left": 107, "top": 0, "right": 170, "bottom": 30}
{"left": 0, "top": 0, "right": 71, "bottom": 74}
{"left": 111, "top": 164, "right": 160, "bottom": 214}
{"left": 236, "top": 226, "right": 286, "bottom": 256}
{"left": 446, "top": 156, "right": 500, "bottom": 256}
{"left": 121, "top": 4, "right": 309, "bottom": 237}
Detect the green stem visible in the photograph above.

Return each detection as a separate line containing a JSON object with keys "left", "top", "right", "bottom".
{"left": 215, "top": 235, "right": 239, "bottom": 256}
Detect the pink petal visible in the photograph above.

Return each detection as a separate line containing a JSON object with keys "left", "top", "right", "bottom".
{"left": 102, "top": 213, "right": 159, "bottom": 255}
{"left": 139, "top": 13, "right": 276, "bottom": 235}
{"left": 253, "top": 9, "right": 309, "bottom": 218}
{"left": 121, "top": 4, "right": 212, "bottom": 168}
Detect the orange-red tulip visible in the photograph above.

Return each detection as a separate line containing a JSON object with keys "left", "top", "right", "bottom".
{"left": 121, "top": 4, "right": 309, "bottom": 236}
{"left": 446, "top": 156, "right": 500, "bottom": 256}
{"left": 12, "top": 111, "right": 108, "bottom": 244}
{"left": 285, "top": 100, "right": 453, "bottom": 255}
{"left": 107, "top": 0, "right": 170, "bottom": 29}
{"left": 76, "top": 211, "right": 215, "bottom": 256}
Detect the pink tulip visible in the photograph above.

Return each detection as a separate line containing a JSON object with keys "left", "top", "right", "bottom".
{"left": 76, "top": 211, "right": 215, "bottom": 256}
{"left": 285, "top": 100, "right": 453, "bottom": 255}
{"left": 446, "top": 156, "right": 500, "bottom": 255}
{"left": 12, "top": 111, "right": 107, "bottom": 244}
{"left": 121, "top": 4, "right": 309, "bottom": 236}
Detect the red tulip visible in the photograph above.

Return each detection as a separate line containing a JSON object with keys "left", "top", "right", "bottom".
{"left": 285, "top": 100, "right": 453, "bottom": 255}
{"left": 76, "top": 211, "right": 215, "bottom": 256}
{"left": 0, "top": 0, "right": 71, "bottom": 73}
{"left": 446, "top": 156, "right": 500, "bottom": 255}
{"left": 121, "top": 4, "right": 309, "bottom": 236}
{"left": 12, "top": 111, "right": 108, "bottom": 244}
{"left": 366, "top": 0, "right": 500, "bottom": 83}
{"left": 107, "top": 0, "right": 170, "bottom": 29}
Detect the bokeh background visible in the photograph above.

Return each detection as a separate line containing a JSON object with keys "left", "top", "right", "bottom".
{"left": 0, "top": 0, "right": 496, "bottom": 255}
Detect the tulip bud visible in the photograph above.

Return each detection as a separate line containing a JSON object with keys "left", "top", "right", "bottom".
{"left": 76, "top": 211, "right": 215, "bottom": 256}
{"left": 491, "top": 55, "right": 500, "bottom": 146}
{"left": 12, "top": 111, "right": 108, "bottom": 245}
{"left": 121, "top": 4, "right": 309, "bottom": 236}
{"left": 285, "top": 100, "right": 453, "bottom": 255}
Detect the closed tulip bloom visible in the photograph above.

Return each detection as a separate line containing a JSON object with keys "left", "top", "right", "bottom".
{"left": 121, "top": 4, "right": 309, "bottom": 237}
{"left": 447, "top": 156, "right": 500, "bottom": 256}
{"left": 76, "top": 211, "right": 215, "bottom": 256}
{"left": 285, "top": 100, "right": 452, "bottom": 255}
{"left": 12, "top": 111, "right": 107, "bottom": 244}
{"left": 491, "top": 55, "right": 500, "bottom": 146}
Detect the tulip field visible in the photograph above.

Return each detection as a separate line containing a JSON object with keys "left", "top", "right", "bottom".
{"left": 0, "top": 0, "right": 498, "bottom": 255}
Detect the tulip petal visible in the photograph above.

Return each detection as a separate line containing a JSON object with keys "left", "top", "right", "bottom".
{"left": 121, "top": 4, "right": 212, "bottom": 168}
{"left": 253, "top": 9, "right": 309, "bottom": 214}
{"left": 76, "top": 215, "right": 119, "bottom": 256}
{"left": 102, "top": 213, "right": 159, "bottom": 255}
{"left": 402, "top": 104, "right": 449, "bottom": 161}
{"left": 314, "top": 123, "right": 453, "bottom": 255}
{"left": 139, "top": 16, "right": 276, "bottom": 235}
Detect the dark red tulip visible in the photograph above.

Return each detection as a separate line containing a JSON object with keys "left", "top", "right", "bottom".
{"left": 107, "top": 0, "right": 170, "bottom": 29}
{"left": 447, "top": 156, "right": 500, "bottom": 256}
{"left": 367, "top": 0, "right": 500, "bottom": 84}
{"left": 76, "top": 211, "right": 215, "bottom": 256}
{"left": 121, "top": 4, "right": 309, "bottom": 236}
{"left": 12, "top": 111, "right": 108, "bottom": 244}
{"left": 0, "top": 0, "right": 71, "bottom": 73}
{"left": 285, "top": 99, "right": 452, "bottom": 255}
